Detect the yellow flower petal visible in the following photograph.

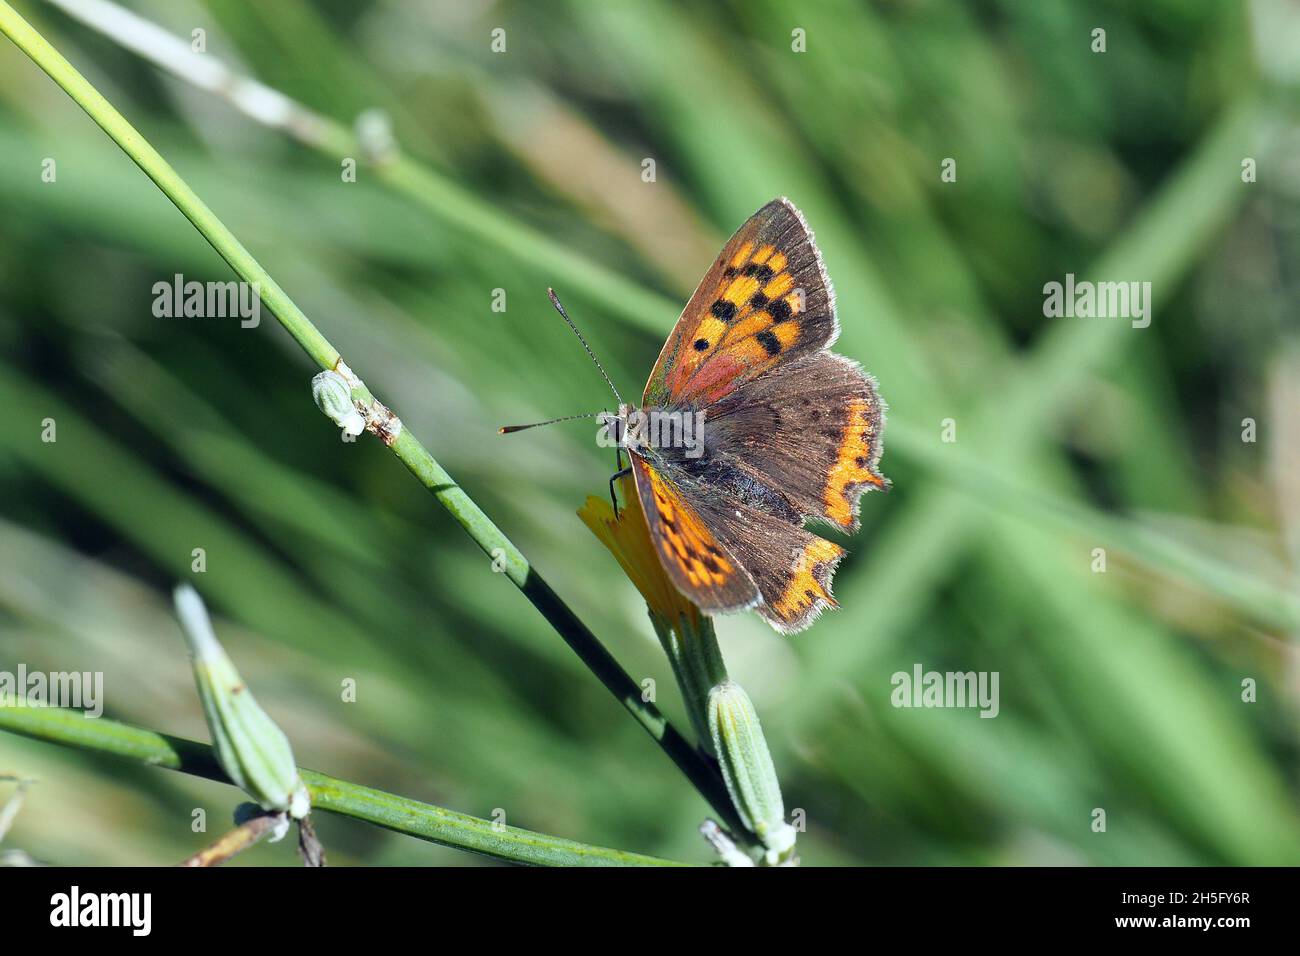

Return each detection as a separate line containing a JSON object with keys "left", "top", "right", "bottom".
{"left": 578, "top": 472, "right": 704, "bottom": 630}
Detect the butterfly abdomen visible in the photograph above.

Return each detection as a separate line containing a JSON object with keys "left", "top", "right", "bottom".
{"left": 671, "top": 453, "right": 801, "bottom": 524}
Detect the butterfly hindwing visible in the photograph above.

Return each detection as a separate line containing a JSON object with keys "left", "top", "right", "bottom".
{"left": 688, "top": 493, "right": 847, "bottom": 634}
{"left": 642, "top": 198, "right": 837, "bottom": 407}
{"left": 704, "top": 351, "right": 888, "bottom": 532}
{"left": 628, "top": 454, "right": 760, "bottom": 614}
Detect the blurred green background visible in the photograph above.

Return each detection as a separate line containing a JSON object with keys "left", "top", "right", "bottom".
{"left": 1, "top": 0, "right": 1298, "bottom": 866}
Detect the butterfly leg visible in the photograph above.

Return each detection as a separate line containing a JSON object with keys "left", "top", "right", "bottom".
{"left": 608, "top": 466, "right": 632, "bottom": 514}
{"left": 610, "top": 428, "right": 627, "bottom": 513}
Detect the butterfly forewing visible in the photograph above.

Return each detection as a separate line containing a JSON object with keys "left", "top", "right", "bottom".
{"left": 628, "top": 454, "right": 760, "bottom": 614}
{"left": 642, "top": 198, "right": 837, "bottom": 408}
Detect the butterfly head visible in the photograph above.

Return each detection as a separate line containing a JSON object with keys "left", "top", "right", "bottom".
{"left": 598, "top": 403, "right": 638, "bottom": 451}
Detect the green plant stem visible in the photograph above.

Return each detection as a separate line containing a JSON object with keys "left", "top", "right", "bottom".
{"left": 653, "top": 613, "right": 728, "bottom": 758}
{"left": 0, "top": 706, "right": 690, "bottom": 867}
{"left": 0, "top": 0, "right": 739, "bottom": 837}
{"left": 388, "top": 427, "right": 748, "bottom": 840}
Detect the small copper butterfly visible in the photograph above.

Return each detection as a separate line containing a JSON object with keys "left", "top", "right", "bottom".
{"left": 507, "top": 198, "right": 888, "bottom": 633}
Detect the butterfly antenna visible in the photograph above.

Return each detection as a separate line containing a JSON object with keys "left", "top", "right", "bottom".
{"left": 548, "top": 288, "right": 624, "bottom": 406}
{"left": 499, "top": 411, "right": 602, "bottom": 435}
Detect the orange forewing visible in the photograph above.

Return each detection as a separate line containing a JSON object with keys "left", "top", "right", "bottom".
{"left": 642, "top": 198, "right": 838, "bottom": 407}
{"left": 628, "top": 455, "right": 760, "bottom": 614}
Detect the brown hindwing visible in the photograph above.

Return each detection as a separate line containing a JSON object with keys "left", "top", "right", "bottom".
{"left": 703, "top": 350, "right": 888, "bottom": 532}
{"left": 690, "top": 494, "right": 847, "bottom": 634}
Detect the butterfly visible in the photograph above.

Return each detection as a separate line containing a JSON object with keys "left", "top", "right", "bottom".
{"left": 508, "top": 198, "right": 888, "bottom": 634}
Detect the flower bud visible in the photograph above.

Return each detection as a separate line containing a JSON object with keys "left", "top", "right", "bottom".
{"left": 311, "top": 369, "right": 365, "bottom": 436}
{"left": 174, "top": 585, "right": 310, "bottom": 819}
{"left": 708, "top": 680, "right": 796, "bottom": 863}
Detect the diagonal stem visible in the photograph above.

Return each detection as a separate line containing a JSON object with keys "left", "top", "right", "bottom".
{"left": 0, "top": 706, "right": 692, "bottom": 866}
{"left": 0, "top": 0, "right": 741, "bottom": 838}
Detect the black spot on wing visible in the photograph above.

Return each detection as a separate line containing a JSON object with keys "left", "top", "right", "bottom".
{"left": 756, "top": 329, "right": 782, "bottom": 356}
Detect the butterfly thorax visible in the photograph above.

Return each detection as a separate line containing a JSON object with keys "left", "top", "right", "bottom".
{"left": 606, "top": 403, "right": 708, "bottom": 462}
{"left": 619, "top": 402, "right": 804, "bottom": 523}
